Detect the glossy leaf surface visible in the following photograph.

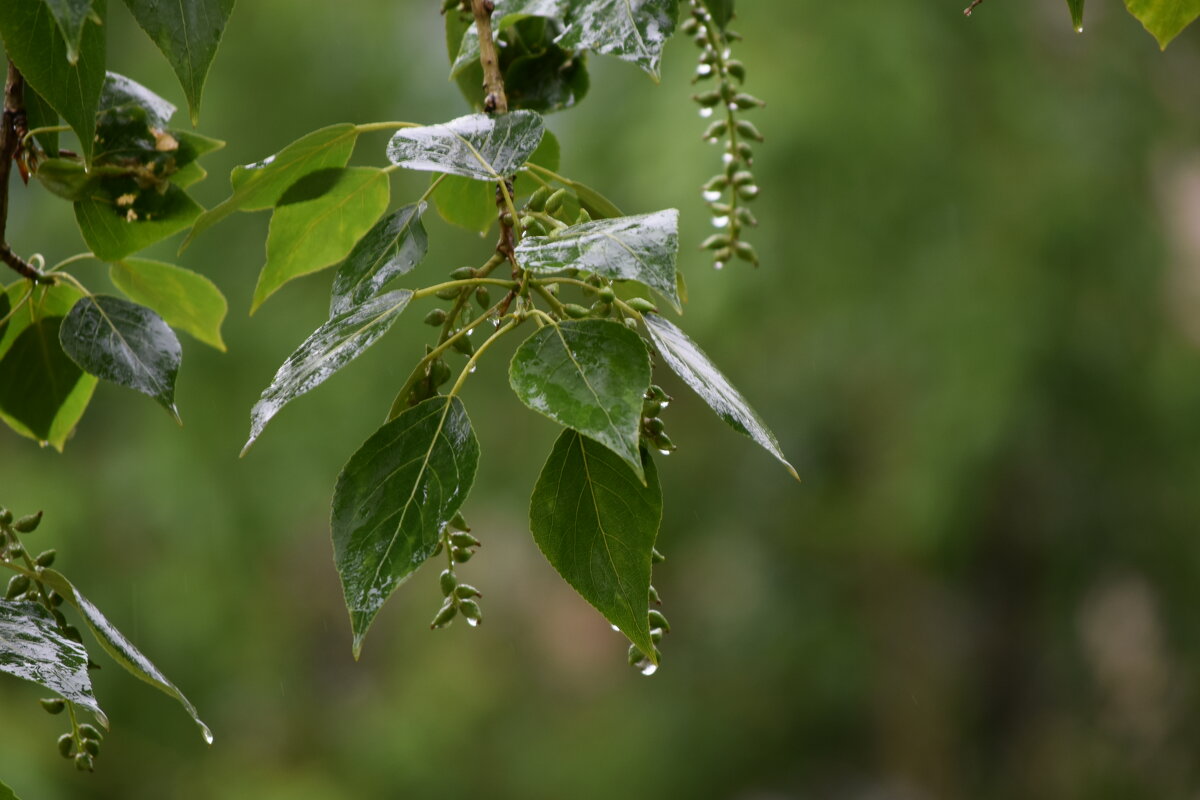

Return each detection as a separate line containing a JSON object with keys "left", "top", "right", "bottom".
{"left": 59, "top": 295, "right": 182, "bottom": 420}
{"left": 557, "top": 0, "right": 678, "bottom": 79}
{"left": 0, "top": 0, "right": 106, "bottom": 163}
{"left": 386, "top": 112, "right": 545, "bottom": 180}
{"left": 245, "top": 290, "right": 413, "bottom": 452}
{"left": 39, "top": 569, "right": 211, "bottom": 744}
{"left": 254, "top": 167, "right": 390, "bottom": 312}
{"left": 435, "top": 130, "right": 560, "bottom": 233}
{"left": 110, "top": 259, "right": 228, "bottom": 351}
{"left": 1123, "top": 0, "right": 1200, "bottom": 47}
{"left": 121, "top": 0, "right": 235, "bottom": 123}
{"left": 75, "top": 183, "right": 203, "bottom": 262}
{"left": 329, "top": 204, "right": 427, "bottom": 316}
{"left": 185, "top": 123, "right": 359, "bottom": 248}
{"left": 516, "top": 209, "right": 681, "bottom": 311}
{"left": 0, "top": 599, "right": 105, "bottom": 722}
{"left": 42, "top": 0, "right": 96, "bottom": 64}
{"left": 509, "top": 320, "right": 650, "bottom": 480}
{"left": 1067, "top": 0, "right": 1085, "bottom": 30}
{"left": 642, "top": 313, "right": 798, "bottom": 480}
{"left": 530, "top": 430, "right": 661, "bottom": 659}
{"left": 100, "top": 70, "right": 176, "bottom": 126}
{"left": 332, "top": 396, "right": 479, "bottom": 658}
{"left": 450, "top": 0, "right": 568, "bottom": 75}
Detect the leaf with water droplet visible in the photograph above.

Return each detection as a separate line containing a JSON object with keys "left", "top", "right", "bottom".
{"left": 1122, "top": 0, "right": 1200, "bottom": 47}
{"left": 39, "top": 0, "right": 97, "bottom": 65}
{"left": 1067, "top": 0, "right": 1085, "bottom": 31}
{"left": 110, "top": 259, "right": 228, "bottom": 352}
{"left": 39, "top": 569, "right": 210, "bottom": 743}
{"left": 330, "top": 205, "right": 428, "bottom": 316}
{"left": 332, "top": 396, "right": 480, "bottom": 658}
{"left": 642, "top": 313, "right": 798, "bottom": 480}
{"left": 530, "top": 430, "right": 661, "bottom": 661}
{"left": 387, "top": 111, "right": 545, "bottom": 180}
{"left": 556, "top": 0, "right": 678, "bottom": 80}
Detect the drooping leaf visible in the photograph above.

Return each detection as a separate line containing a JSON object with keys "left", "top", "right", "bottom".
{"left": 244, "top": 290, "right": 413, "bottom": 452}
{"left": 39, "top": 569, "right": 211, "bottom": 744}
{"left": 557, "top": 0, "right": 678, "bottom": 80}
{"left": 74, "top": 183, "right": 203, "bottom": 262}
{"left": 0, "top": 599, "right": 106, "bottom": 724}
{"left": 59, "top": 295, "right": 182, "bottom": 420}
{"left": 505, "top": 34, "right": 590, "bottom": 113}
{"left": 0, "top": 0, "right": 106, "bottom": 163}
{"left": 530, "top": 429, "right": 661, "bottom": 659}
{"left": 184, "top": 123, "right": 360, "bottom": 250}
{"left": 22, "top": 83, "right": 60, "bottom": 155}
{"left": 1067, "top": 0, "right": 1085, "bottom": 31}
{"left": 509, "top": 319, "right": 651, "bottom": 481}
{"left": 329, "top": 204, "right": 427, "bottom": 316}
{"left": 253, "top": 167, "right": 390, "bottom": 312}
{"left": 569, "top": 178, "right": 622, "bottom": 219}
{"left": 120, "top": 0, "right": 235, "bottom": 124}
{"left": 515, "top": 209, "right": 681, "bottom": 311}
{"left": 332, "top": 396, "right": 480, "bottom": 658}
{"left": 99, "top": 71, "right": 176, "bottom": 126}
{"left": 386, "top": 112, "right": 545, "bottom": 181}
{"left": 110, "top": 259, "right": 228, "bottom": 351}
{"left": 1123, "top": 0, "right": 1200, "bottom": 47}
{"left": 642, "top": 313, "right": 797, "bottom": 480}
{"left": 0, "top": 284, "right": 97, "bottom": 451}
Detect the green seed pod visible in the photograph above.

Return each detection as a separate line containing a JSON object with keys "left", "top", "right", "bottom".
{"left": 6, "top": 574, "right": 30, "bottom": 600}
{"left": 452, "top": 335, "right": 475, "bottom": 356}
{"left": 700, "top": 234, "right": 730, "bottom": 250}
{"left": 436, "top": 286, "right": 462, "bottom": 300}
{"left": 590, "top": 301, "right": 612, "bottom": 317}
{"left": 475, "top": 286, "right": 491, "bottom": 309}
{"left": 79, "top": 724, "right": 102, "bottom": 741}
{"left": 737, "top": 184, "right": 759, "bottom": 201}
{"left": 736, "top": 207, "right": 759, "bottom": 227}
{"left": 452, "top": 547, "right": 473, "bottom": 563}
{"left": 692, "top": 90, "right": 722, "bottom": 107}
{"left": 57, "top": 733, "right": 74, "bottom": 758}
{"left": 13, "top": 511, "right": 42, "bottom": 533}
{"left": 645, "top": 385, "right": 667, "bottom": 402}
{"left": 732, "top": 170, "right": 755, "bottom": 187}
{"left": 63, "top": 626, "right": 83, "bottom": 644}
{"left": 432, "top": 540, "right": 444, "bottom": 557}
{"left": 653, "top": 432, "right": 676, "bottom": 452}
{"left": 575, "top": 209, "right": 591, "bottom": 225}
{"left": 735, "top": 241, "right": 759, "bottom": 265}
{"left": 624, "top": 317, "right": 639, "bottom": 330}
{"left": 431, "top": 359, "right": 452, "bottom": 387}
{"left": 48, "top": 590, "right": 64, "bottom": 607}
{"left": 424, "top": 308, "right": 447, "bottom": 326}
{"left": 500, "top": 211, "right": 515, "bottom": 228}
{"left": 702, "top": 120, "right": 728, "bottom": 140}
{"left": 648, "top": 609, "right": 670, "bottom": 633}
{"left": 735, "top": 120, "right": 765, "bottom": 142}
{"left": 651, "top": 548, "right": 666, "bottom": 564}
{"left": 708, "top": 201, "right": 732, "bottom": 215}
{"left": 440, "top": 569, "right": 457, "bottom": 597}
{"left": 733, "top": 93, "right": 765, "bottom": 109}
{"left": 0, "top": 508, "right": 12, "bottom": 525}
{"left": 6, "top": 544, "right": 23, "bottom": 559}
{"left": 627, "top": 644, "right": 645, "bottom": 667}
{"left": 648, "top": 585, "right": 661, "bottom": 605}
{"left": 680, "top": 17, "right": 699, "bottom": 34}
{"left": 430, "top": 601, "right": 457, "bottom": 629}
{"left": 562, "top": 303, "right": 590, "bottom": 319}
{"left": 644, "top": 417, "right": 665, "bottom": 437}
{"left": 626, "top": 297, "right": 657, "bottom": 314}
{"left": 40, "top": 698, "right": 66, "bottom": 714}
{"left": 642, "top": 399, "right": 663, "bottom": 419}
{"left": 448, "top": 511, "right": 470, "bottom": 533}
{"left": 453, "top": 583, "right": 481, "bottom": 599}
{"left": 459, "top": 599, "right": 482, "bottom": 623}
{"left": 726, "top": 60, "right": 746, "bottom": 81}
{"left": 545, "top": 189, "right": 568, "bottom": 215}
{"left": 597, "top": 286, "right": 616, "bottom": 304}
{"left": 651, "top": 629, "right": 663, "bottom": 643}
{"left": 713, "top": 247, "right": 733, "bottom": 263}
{"left": 702, "top": 175, "right": 729, "bottom": 193}
{"left": 74, "top": 752, "right": 94, "bottom": 772}
{"left": 449, "top": 531, "right": 481, "bottom": 549}
{"left": 83, "top": 738, "right": 100, "bottom": 756}
{"left": 528, "top": 185, "right": 552, "bottom": 212}
{"left": 451, "top": 267, "right": 476, "bottom": 281}
{"left": 35, "top": 549, "right": 56, "bottom": 567}
{"left": 736, "top": 142, "right": 754, "bottom": 162}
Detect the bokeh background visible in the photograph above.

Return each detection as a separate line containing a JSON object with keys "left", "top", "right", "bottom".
{"left": 4, "top": 1, "right": 1200, "bottom": 797}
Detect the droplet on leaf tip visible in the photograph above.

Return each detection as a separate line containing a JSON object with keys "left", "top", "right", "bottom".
{"left": 640, "top": 662, "right": 658, "bottom": 676}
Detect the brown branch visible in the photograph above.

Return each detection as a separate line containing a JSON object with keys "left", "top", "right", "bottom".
{"left": 471, "top": 0, "right": 508, "bottom": 115}
{"left": 0, "top": 60, "right": 50, "bottom": 283}
{"left": 963, "top": 0, "right": 985, "bottom": 17}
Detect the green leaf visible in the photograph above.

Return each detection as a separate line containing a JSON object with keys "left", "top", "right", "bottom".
{"left": 1067, "top": 0, "right": 1085, "bottom": 31}
{"left": 23, "top": 83, "right": 59, "bottom": 155}
{"left": 557, "top": 0, "right": 678, "bottom": 80}
{"left": 529, "top": 429, "right": 661, "bottom": 660}
{"left": 110, "top": 259, "right": 228, "bottom": 351}
{"left": 332, "top": 396, "right": 480, "bottom": 658}
{"left": 41, "top": 0, "right": 96, "bottom": 64}
{"left": 253, "top": 167, "right": 391, "bottom": 312}
{"left": 39, "top": 569, "right": 211, "bottom": 744}
{"left": 435, "top": 129, "right": 561, "bottom": 233}
{"left": 120, "top": 0, "right": 235, "bottom": 124}
{"left": 59, "top": 295, "right": 182, "bottom": 420}
{"left": 1123, "top": 0, "right": 1200, "bottom": 47}
{"left": 74, "top": 183, "right": 203, "bottom": 262}
{"left": 386, "top": 111, "right": 545, "bottom": 180}
{"left": 570, "top": 178, "right": 622, "bottom": 219}
{"left": 642, "top": 313, "right": 798, "bottom": 480}
{"left": 0, "top": 0, "right": 106, "bottom": 164}
{"left": 0, "top": 599, "right": 107, "bottom": 725}
{"left": 0, "top": 777, "right": 21, "bottom": 800}
{"left": 450, "top": 0, "right": 569, "bottom": 75}
{"left": 244, "top": 290, "right": 413, "bottom": 453}
{"left": 509, "top": 319, "right": 651, "bottom": 481}
{"left": 168, "top": 131, "right": 226, "bottom": 188}
{"left": 504, "top": 34, "right": 590, "bottom": 113}
{"left": 184, "top": 123, "right": 360, "bottom": 250}
{"left": 329, "top": 204, "right": 428, "bottom": 316}
{"left": 515, "top": 209, "right": 681, "bottom": 311}
{"left": 701, "top": 0, "right": 733, "bottom": 29}
{"left": 0, "top": 283, "right": 97, "bottom": 451}
{"left": 99, "top": 71, "right": 176, "bottom": 126}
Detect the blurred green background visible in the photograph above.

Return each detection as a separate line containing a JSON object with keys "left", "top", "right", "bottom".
{"left": 5, "top": 1, "right": 1200, "bottom": 797}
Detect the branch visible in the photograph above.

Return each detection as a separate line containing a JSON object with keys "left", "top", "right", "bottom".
{"left": 471, "top": 0, "right": 508, "bottom": 114}
{"left": 963, "top": 0, "right": 985, "bottom": 17}
{"left": 0, "top": 61, "right": 50, "bottom": 284}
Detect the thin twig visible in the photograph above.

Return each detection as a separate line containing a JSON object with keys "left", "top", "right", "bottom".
{"left": 963, "top": 0, "right": 985, "bottom": 17}
{"left": 470, "top": 0, "right": 508, "bottom": 115}
{"left": 0, "top": 61, "right": 51, "bottom": 284}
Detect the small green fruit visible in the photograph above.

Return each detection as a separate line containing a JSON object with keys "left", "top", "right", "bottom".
{"left": 439, "top": 569, "right": 457, "bottom": 597}
{"left": 5, "top": 574, "right": 30, "bottom": 600}
{"left": 40, "top": 698, "right": 66, "bottom": 714}
{"left": 626, "top": 298, "right": 657, "bottom": 314}
{"left": 57, "top": 733, "right": 74, "bottom": 758}
{"left": 424, "top": 309, "right": 447, "bottom": 326}
{"left": 13, "top": 511, "right": 42, "bottom": 533}
{"left": 430, "top": 602, "right": 457, "bottom": 629}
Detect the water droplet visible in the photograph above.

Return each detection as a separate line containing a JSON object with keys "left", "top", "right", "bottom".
{"left": 698, "top": 107, "right": 713, "bottom": 118}
{"left": 728, "top": 103, "right": 738, "bottom": 111}
{"left": 659, "top": 401, "right": 669, "bottom": 409}
{"left": 640, "top": 662, "right": 658, "bottom": 676}
{"left": 200, "top": 725, "right": 214, "bottom": 745}
{"left": 1074, "top": 25, "right": 1083, "bottom": 33}
{"left": 713, "top": 261, "right": 726, "bottom": 271}
{"left": 712, "top": 216, "right": 730, "bottom": 228}
{"left": 467, "top": 328, "right": 475, "bottom": 336}
{"left": 722, "top": 48, "right": 732, "bottom": 59}
{"left": 722, "top": 152, "right": 734, "bottom": 165}
{"left": 611, "top": 625, "right": 620, "bottom": 632}
{"left": 657, "top": 448, "right": 673, "bottom": 456}
{"left": 466, "top": 617, "right": 479, "bottom": 627}
{"left": 696, "top": 64, "right": 713, "bottom": 76}
{"left": 468, "top": 365, "right": 477, "bottom": 373}
{"left": 702, "top": 190, "right": 721, "bottom": 202}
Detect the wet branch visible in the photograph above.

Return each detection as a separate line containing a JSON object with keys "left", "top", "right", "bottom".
{"left": 0, "top": 60, "right": 51, "bottom": 283}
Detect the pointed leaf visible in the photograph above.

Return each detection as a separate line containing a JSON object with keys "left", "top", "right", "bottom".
{"left": 435, "top": 129, "right": 561, "bottom": 233}
{"left": 1123, "top": 0, "right": 1200, "bottom": 47}
{"left": 333, "top": 396, "right": 479, "bottom": 657}
{"left": 1067, "top": 0, "right": 1085, "bottom": 30}
{"left": 184, "top": 123, "right": 360, "bottom": 249}
{"left": 642, "top": 313, "right": 797, "bottom": 480}
{"left": 516, "top": 209, "right": 680, "bottom": 311}
{"left": 110, "top": 259, "right": 228, "bottom": 351}
{"left": 74, "top": 183, "right": 203, "bottom": 261}
{"left": 329, "top": 203, "right": 427, "bottom": 316}
{"left": 253, "top": 167, "right": 391, "bottom": 312}
{"left": 530, "top": 430, "right": 661, "bottom": 659}
{"left": 120, "top": 0, "right": 235, "bottom": 124}
{"left": 245, "top": 290, "right": 413, "bottom": 452}
{"left": 0, "top": 0, "right": 106, "bottom": 163}
{"left": 39, "top": 569, "right": 211, "bottom": 744}
{"left": 509, "top": 319, "right": 650, "bottom": 481}
{"left": 0, "top": 599, "right": 106, "bottom": 723}
{"left": 59, "top": 295, "right": 182, "bottom": 419}
{"left": 557, "top": 0, "right": 678, "bottom": 79}
{"left": 41, "top": 0, "right": 96, "bottom": 64}
{"left": 386, "top": 111, "right": 545, "bottom": 180}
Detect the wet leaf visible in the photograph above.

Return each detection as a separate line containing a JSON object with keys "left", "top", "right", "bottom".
{"left": 1067, "top": 0, "right": 1085, "bottom": 31}
{"left": 253, "top": 167, "right": 390, "bottom": 312}
{"left": 244, "top": 290, "right": 413, "bottom": 452}
{"left": 386, "top": 111, "right": 545, "bottom": 180}
{"left": 74, "top": 182, "right": 203, "bottom": 262}
{"left": 1123, "top": 0, "right": 1200, "bottom": 47}
{"left": 0, "top": 599, "right": 106, "bottom": 724}
{"left": 99, "top": 71, "right": 176, "bottom": 126}
{"left": 39, "top": 569, "right": 211, "bottom": 744}
{"left": 529, "top": 430, "right": 661, "bottom": 660}
{"left": 557, "top": 0, "right": 678, "bottom": 79}
{"left": 110, "top": 259, "right": 228, "bottom": 351}
{"left": 642, "top": 313, "right": 797, "bottom": 480}
{"left": 509, "top": 319, "right": 651, "bottom": 481}
{"left": 59, "top": 295, "right": 182, "bottom": 420}
{"left": 332, "top": 396, "right": 479, "bottom": 658}
{"left": 515, "top": 209, "right": 680, "bottom": 311}
{"left": 41, "top": 0, "right": 97, "bottom": 64}
{"left": 435, "top": 130, "right": 561, "bottom": 233}
{"left": 329, "top": 203, "right": 427, "bottom": 316}
{"left": 450, "top": 0, "right": 569, "bottom": 75}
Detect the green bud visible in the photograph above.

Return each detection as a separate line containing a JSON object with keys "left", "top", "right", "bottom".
{"left": 700, "top": 234, "right": 730, "bottom": 250}
{"left": 528, "top": 185, "right": 552, "bottom": 211}
{"left": 726, "top": 60, "right": 746, "bottom": 81}
{"left": 732, "top": 171, "right": 754, "bottom": 187}
{"left": 627, "top": 644, "right": 645, "bottom": 667}
{"left": 5, "top": 574, "right": 30, "bottom": 600}
{"left": 439, "top": 569, "right": 457, "bottom": 597}
{"left": 651, "top": 628, "right": 663, "bottom": 643}
{"left": 644, "top": 418, "right": 665, "bottom": 436}
{"left": 475, "top": 286, "right": 491, "bottom": 309}
{"left": 35, "top": 549, "right": 56, "bottom": 567}
{"left": 736, "top": 142, "right": 754, "bottom": 162}
{"left": 449, "top": 531, "right": 481, "bottom": 549}
{"left": 562, "top": 303, "right": 590, "bottom": 319}
{"left": 6, "top": 544, "right": 22, "bottom": 559}
{"left": 48, "top": 590, "right": 64, "bottom": 607}
{"left": 79, "top": 724, "right": 102, "bottom": 741}
{"left": 736, "top": 184, "right": 759, "bottom": 201}
{"left": 736, "top": 207, "right": 759, "bottom": 227}
{"left": 702, "top": 120, "right": 728, "bottom": 141}
{"left": 0, "top": 508, "right": 11, "bottom": 525}
{"left": 651, "top": 548, "right": 666, "bottom": 564}
{"left": 702, "top": 175, "right": 728, "bottom": 193}
{"left": 708, "top": 201, "right": 732, "bottom": 215}
{"left": 436, "top": 286, "right": 462, "bottom": 300}
{"left": 645, "top": 385, "right": 668, "bottom": 402}
{"left": 500, "top": 212, "right": 515, "bottom": 228}
{"left": 575, "top": 209, "right": 591, "bottom": 225}
{"left": 452, "top": 547, "right": 473, "bottom": 563}
{"left": 63, "top": 626, "right": 83, "bottom": 644}
{"left": 40, "top": 697, "right": 66, "bottom": 714}
{"left": 713, "top": 247, "right": 733, "bottom": 263}
{"left": 648, "top": 610, "right": 670, "bottom": 633}
{"left": 453, "top": 583, "right": 481, "bottom": 599}
{"left": 447, "top": 511, "right": 470, "bottom": 533}
{"left": 83, "top": 738, "right": 100, "bottom": 756}
{"left": 597, "top": 286, "right": 615, "bottom": 303}
{"left": 57, "top": 733, "right": 74, "bottom": 758}
{"left": 545, "top": 189, "right": 568, "bottom": 214}
{"left": 624, "top": 317, "right": 639, "bottom": 330}
{"left": 430, "top": 601, "right": 457, "bottom": 629}
{"left": 733, "top": 93, "right": 764, "bottom": 109}
{"left": 424, "top": 308, "right": 447, "bottom": 326}
{"left": 523, "top": 217, "right": 548, "bottom": 237}
{"left": 450, "top": 266, "right": 476, "bottom": 280}
{"left": 653, "top": 432, "right": 676, "bottom": 452}
{"left": 693, "top": 90, "right": 722, "bottom": 107}
{"left": 590, "top": 301, "right": 612, "bottom": 317}
{"left": 459, "top": 599, "right": 483, "bottom": 624}
{"left": 680, "top": 17, "right": 699, "bottom": 34}
{"left": 431, "top": 359, "right": 452, "bottom": 387}
{"left": 74, "top": 752, "right": 94, "bottom": 772}
{"left": 734, "top": 241, "right": 759, "bottom": 265}
{"left": 648, "top": 585, "right": 661, "bottom": 605}
{"left": 626, "top": 297, "right": 657, "bottom": 314}
{"left": 642, "top": 399, "right": 662, "bottom": 418}
{"left": 452, "top": 335, "right": 475, "bottom": 356}
{"left": 13, "top": 511, "right": 42, "bottom": 533}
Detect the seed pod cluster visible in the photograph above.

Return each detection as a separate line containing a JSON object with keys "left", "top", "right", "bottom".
{"left": 429, "top": 514, "right": 484, "bottom": 630}
{"left": 641, "top": 385, "right": 676, "bottom": 454}
{"left": 683, "top": 0, "right": 763, "bottom": 269}
{"left": 628, "top": 585, "right": 671, "bottom": 676}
